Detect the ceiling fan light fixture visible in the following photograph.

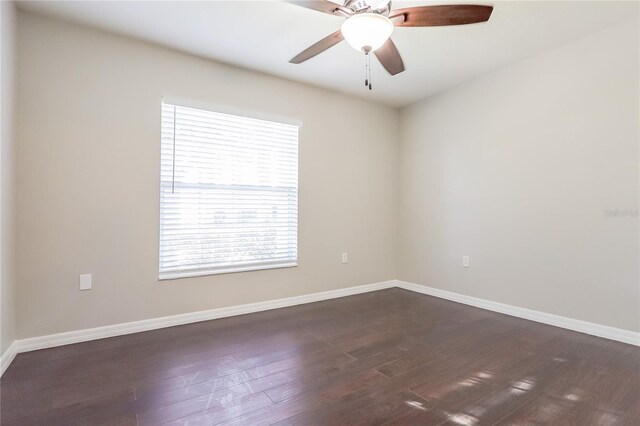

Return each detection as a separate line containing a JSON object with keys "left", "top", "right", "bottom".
{"left": 341, "top": 13, "right": 394, "bottom": 52}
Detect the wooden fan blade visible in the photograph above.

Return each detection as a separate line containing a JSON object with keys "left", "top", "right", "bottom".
{"left": 390, "top": 5, "right": 493, "bottom": 27}
{"left": 374, "top": 38, "right": 405, "bottom": 75}
{"left": 289, "top": 1, "right": 346, "bottom": 16}
{"left": 290, "top": 30, "right": 344, "bottom": 64}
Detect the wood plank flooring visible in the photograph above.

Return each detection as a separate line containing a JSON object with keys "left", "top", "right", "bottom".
{"left": 1, "top": 288, "right": 638, "bottom": 425}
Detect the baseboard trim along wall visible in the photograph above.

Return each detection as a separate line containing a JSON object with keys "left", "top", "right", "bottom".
{"left": 0, "top": 341, "right": 18, "bottom": 377}
{"left": 396, "top": 280, "right": 640, "bottom": 346}
{"left": 2, "top": 280, "right": 396, "bottom": 375}
{"left": 2, "top": 278, "right": 638, "bottom": 376}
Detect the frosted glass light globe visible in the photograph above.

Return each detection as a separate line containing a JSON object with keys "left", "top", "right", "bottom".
{"left": 341, "top": 13, "right": 394, "bottom": 52}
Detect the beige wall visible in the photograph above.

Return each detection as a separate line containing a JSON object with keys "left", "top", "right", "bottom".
{"left": 1, "top": 0, "right": 18, "bottom": 355}
{"left": 16, "top": 13, "right": 399, "bottom": 339}
{"left": 399, "top": 19, "right": 640, "bottom": 332}
{"left": 13, "top": 10, "right": 639, "bottom": 341}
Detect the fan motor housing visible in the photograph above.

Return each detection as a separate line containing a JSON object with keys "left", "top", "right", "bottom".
{"left": 345, "top": 0, "right": 392, "bottom": 16}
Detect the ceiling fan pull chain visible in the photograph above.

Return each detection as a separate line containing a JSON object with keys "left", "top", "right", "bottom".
{"left": 368, "top": 53, "right": 372, "bottom": 90}
{"left": 364, "top": 52, "right": 369, "bottom": 87}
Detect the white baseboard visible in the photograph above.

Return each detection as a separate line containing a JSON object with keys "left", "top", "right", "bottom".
{"left": 396, "top": 280, "right": 640, "bottom": 346}
{"left": 3, "top": 278, "right": 637, "bottom": 376}
{"left": 0, "top": 340, "right": 18, "bottom": 376}
{"left": 12, "top": 280, "right": 397, "bottom": 356}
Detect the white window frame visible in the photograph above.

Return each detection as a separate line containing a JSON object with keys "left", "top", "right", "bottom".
{"left": 159, "top": 98, "right": 301, "bottom": 280}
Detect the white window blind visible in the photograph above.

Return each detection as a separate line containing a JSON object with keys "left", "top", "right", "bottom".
{"left": 159, "top": 102, "right": 299, "bottom": 279}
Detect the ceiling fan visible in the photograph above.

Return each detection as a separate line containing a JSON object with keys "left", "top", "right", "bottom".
{"left": 289, "top": 0, "right": 493, "bottom": 89}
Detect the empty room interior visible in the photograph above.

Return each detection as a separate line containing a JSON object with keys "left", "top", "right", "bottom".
{"left": 1, "top": 0, "right": 639, "bottom": 424}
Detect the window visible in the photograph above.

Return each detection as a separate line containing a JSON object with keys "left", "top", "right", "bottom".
{"left": 159, "top": 102, "right": 299, "bottom": 279}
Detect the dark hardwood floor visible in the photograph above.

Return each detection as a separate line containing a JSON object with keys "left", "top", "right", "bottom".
{"left": 1, "top": 288, "right": 639, "bottom": 425}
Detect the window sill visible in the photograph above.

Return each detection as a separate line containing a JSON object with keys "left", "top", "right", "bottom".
{"left": 159, "top": 261, "right": 298, "bottom": 281}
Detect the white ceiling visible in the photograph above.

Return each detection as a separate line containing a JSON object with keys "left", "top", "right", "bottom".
{"left": 17, "top": 0, "right": 639, "bottom": 107}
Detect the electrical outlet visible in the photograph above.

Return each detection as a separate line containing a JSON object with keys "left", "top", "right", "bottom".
{"left": 342, "top": 253, "right": 348, "bottom": 264}
{"left": 79, "top": 274, "right": 92, "bottom": 290}
{"left": 462, "top": 256, "right": 469, "bottom": 267}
